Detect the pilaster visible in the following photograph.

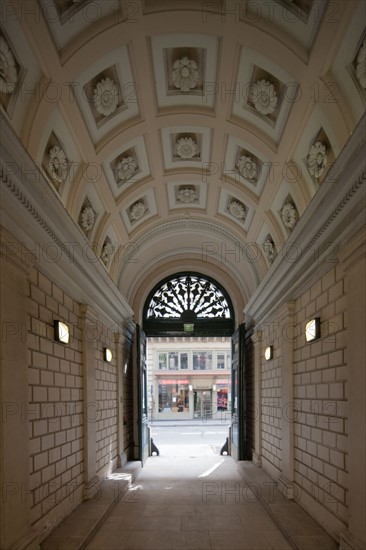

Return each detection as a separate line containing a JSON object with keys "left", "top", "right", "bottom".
{"left": 80, "top": 304, "right": 100, "bottom": 499}
{"left": 338, "top": 227, "right": 366, "bottom": 550}
{"left": 115, "top": 331, "right": 127, "bottom": 467}
{"left": 0, "top": 227, "right": 39, "bottom": 549}
{"left": 278, "top": 301, "right": 296, "bottom": 500}
{"left": 251, "top": 329, "right": 262, "bottom": 467}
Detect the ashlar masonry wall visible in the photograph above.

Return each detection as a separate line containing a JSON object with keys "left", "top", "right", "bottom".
{"left": 26, "top": 267, "right": 127, "bottom": 537}
{"left": 27, "top": 267, "right": 84, "bottom": 528}
{"left": 257, "top": 262, "right": 349, "bottom": 539}
{"left": 293, "top": 264, "right": 348, "bottom": 527}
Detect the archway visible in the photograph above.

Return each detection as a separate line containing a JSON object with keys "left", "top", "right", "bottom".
{"left": 135, "top": 272, "right": 252, "bottom": 463}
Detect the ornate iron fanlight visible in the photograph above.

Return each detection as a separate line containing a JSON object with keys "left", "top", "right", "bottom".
{"left": 143, "top": 273, "right": 234, "bottom": 337}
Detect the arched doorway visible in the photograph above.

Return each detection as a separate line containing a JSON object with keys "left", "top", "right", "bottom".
{"left": 143, "top": 272, "right": 235, "bottom": 337}
{"left": 135, "top": 272, "right": 253, "bottom": 464}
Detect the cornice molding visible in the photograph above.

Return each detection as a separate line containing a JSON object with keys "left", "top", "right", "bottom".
{"left": 0, "top": 115, "right": 133, "bottom": 325}
{"left": 245, "top": 113, "right": 366, "bottom": 325}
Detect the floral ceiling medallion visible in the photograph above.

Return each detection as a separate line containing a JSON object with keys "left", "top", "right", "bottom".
{"left": 177, "top": 187, "right": 197, "bottom": 203}
{"left": 0, "top": 35, "right": 18, "bottom": 94}
{"left": 176, "top": 137, "right": 199, "bottom": 159}
{"left": 48, "top": 145, "right": 69, "bottom": 184}
{"left": 307, "top": 141, "right": 328, "bottom": 180}
{"left": 356, "top": 37, "right": 366, "bottom": 89}
{"left": 249, "top": 79, "right": 278, "bottom": 115}
{"left": 262, "top": 236, "right": 276, "bottom": 264}
{"left": 236, "top": 155, "right": 258, "bottom": 180}
{"left": 81, "top": 205, "right": 95, "bottom": 231}
{"left": 116, "top": 156, "right": 137, "bottom": 183}
{"left": 171, "top": 56, "right": 199, "bottom": 92}
{"left": 101, "top": 240, "right": 115, "bottom": 264}
{"left": 130, "top": 201, "right": 146, "bottom": 221}
{"left": 228, "top": 199, "right": 246, "bottom": 220}
{"left": 281, "top": 201, "right": 298, "bottom": 229}
{"left": 93, "top": 77, "right": 118, "bottom": 117}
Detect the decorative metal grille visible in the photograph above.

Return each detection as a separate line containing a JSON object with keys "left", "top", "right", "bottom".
{"left": 146, "top": 275, "right": 232, "bottom": 319}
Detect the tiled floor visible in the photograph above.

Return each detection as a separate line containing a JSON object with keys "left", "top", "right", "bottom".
{"left": 82, "top": 456, "right": 338, "bottom": 550}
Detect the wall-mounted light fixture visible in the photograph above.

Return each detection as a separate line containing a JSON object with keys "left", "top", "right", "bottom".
{"left": 103, "top": 348, "right": 113, "bottom": 362}
{"left": 183, "top": 323, "right": 194, "bottom": 333}
{"left": 54, "top": 320, "right": 69, "bottom": 344}
{"left": 264, "top": 346, "right": 273, "bottom": 361}
{"left": 305, "top": 317, "right": 320, "bottom": 342}
{"left": 212, "top": 384, "right": 217, "bottom": 391}
{"left": 189, "top": 384, "right": 193, "bottom": 392}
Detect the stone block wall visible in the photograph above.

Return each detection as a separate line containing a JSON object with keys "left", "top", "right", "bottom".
{"left": 27, "top": 268, "right": 84, "bottom": 527}
{"left": 293, "top": 265, "right": 348, "bottom": 526}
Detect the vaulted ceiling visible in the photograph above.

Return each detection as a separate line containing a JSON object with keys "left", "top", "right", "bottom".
{"left": 1, "top": 0, "right": 365, "bottom": 319}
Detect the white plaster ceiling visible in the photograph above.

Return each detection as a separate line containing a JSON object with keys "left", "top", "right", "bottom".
{"left": 1, "top": 0, "right": 365, "bottom": 309}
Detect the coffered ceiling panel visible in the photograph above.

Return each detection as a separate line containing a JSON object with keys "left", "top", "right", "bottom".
{"left": 160, "top": 126, "right": 212, "bottom": 172}
{"left": 1, "top": 0, "right": 364, "bottom": 305}
{"left": 223, "top": 135, "right": 270, "bottom": 198}
{"left": 231, "top": 47, "right": 298, "bottom": 145}
{"left": 236, "top": 0, "right": 328, "bottom": 50}
{"left": 102, "top": 135, "right": 151, "bottom": 198}
{"left": 38, "top": 0, "right": 122, "bottom": 50}
{"left": 72, "top": 45, "right": 139, "bottom": 144}
{"left": 150, "top": 33, "right": 219, "bottom": 111}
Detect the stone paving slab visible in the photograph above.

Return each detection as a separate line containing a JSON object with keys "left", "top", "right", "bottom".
{"left": 40, "top": 463, "right": 141, "bottom": 550}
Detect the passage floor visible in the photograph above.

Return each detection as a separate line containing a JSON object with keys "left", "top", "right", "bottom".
{"left": 83, "top": 455, "right": 338, "bottom": 550}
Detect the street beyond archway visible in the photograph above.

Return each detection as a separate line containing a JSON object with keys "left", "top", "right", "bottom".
{"left": 150, "top": 421, "right": 231, "bottom": 458}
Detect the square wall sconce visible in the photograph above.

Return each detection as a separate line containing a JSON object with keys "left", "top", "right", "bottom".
{"left": 212, "top": 384, "right": 217, "bottom": 391}
{"left": 305, "top": 317, "right": 320, "bottom": 342}
{"left": 264, "top": 346, "right": 273, "bottom": 361}
{"left": 54, "top": 320, "right": 70, "bottom": 344}
{"left": 103, "top": 348, "right": 113, "bottom": 362}
{"left": 189, "top": 384, "right": 193, "bottom": 392}
{"left": 183, "top": 323, "right": 194, "bottom": 333}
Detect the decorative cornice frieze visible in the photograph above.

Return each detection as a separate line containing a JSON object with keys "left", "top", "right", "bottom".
{"left": 1, "top": 166, "right": 75, "bottom": 263}
{"left": 0, "top": 115, "right": 133, "bottom": 324}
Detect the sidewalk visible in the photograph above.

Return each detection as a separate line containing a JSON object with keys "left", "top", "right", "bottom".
{"left": 149, "top": 418, "right": 231, "bottom": 427}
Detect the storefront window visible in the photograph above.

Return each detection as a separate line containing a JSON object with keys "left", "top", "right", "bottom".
{"left": 217, "top": 389, "right": 228, "bottom": 411}
{"left": 158, "top": 382, "right": 189, "bottom": 412}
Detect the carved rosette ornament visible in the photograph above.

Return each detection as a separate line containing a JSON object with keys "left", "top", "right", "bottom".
{"left": 0, "top": 35, "right": 18, "bottom": 94}
{"left": 130, "top": 201, "right": 146, "bottom": 221}
{"left": 280, "top": 202, "right": 298, "bottom": 229}
{"left": 177, "top": 187, "right": 197, "bottom": 203}
{"left": 307, "top": 141, "right": 328, "bottom": 180}
{"left": 228, "top": 200, "right": 246, "bottom": 220}
{"left": 175, "top": 137, "right": 199, "bottom": 159}
{"left": 81, "top": 205, "right": 95, "bottom": 231}
{"left": 249, "top": 79, "right": 278, "bottom": 115}
{"left": 93, "top": 77, "right": 118, "bottom": 116}
{"left": 236, "top": 155, "right": 258, "bottom": 180}
{"left": 262, "top": 236, "right": 276, "bottom": 264}
{"left": 356, "top": 37, "right": 366, "bottom": 89}
{"left": 48, "top": 145, "right": 69, "bottom": 184}
{"left": 171, "top": 56, "right": 199, "bottom": 92}
{"left": 116, "top": 157, "right": 137, "bottom": 183}
{"left": 101, "top": 240, "right": 115, "bottom": 264}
